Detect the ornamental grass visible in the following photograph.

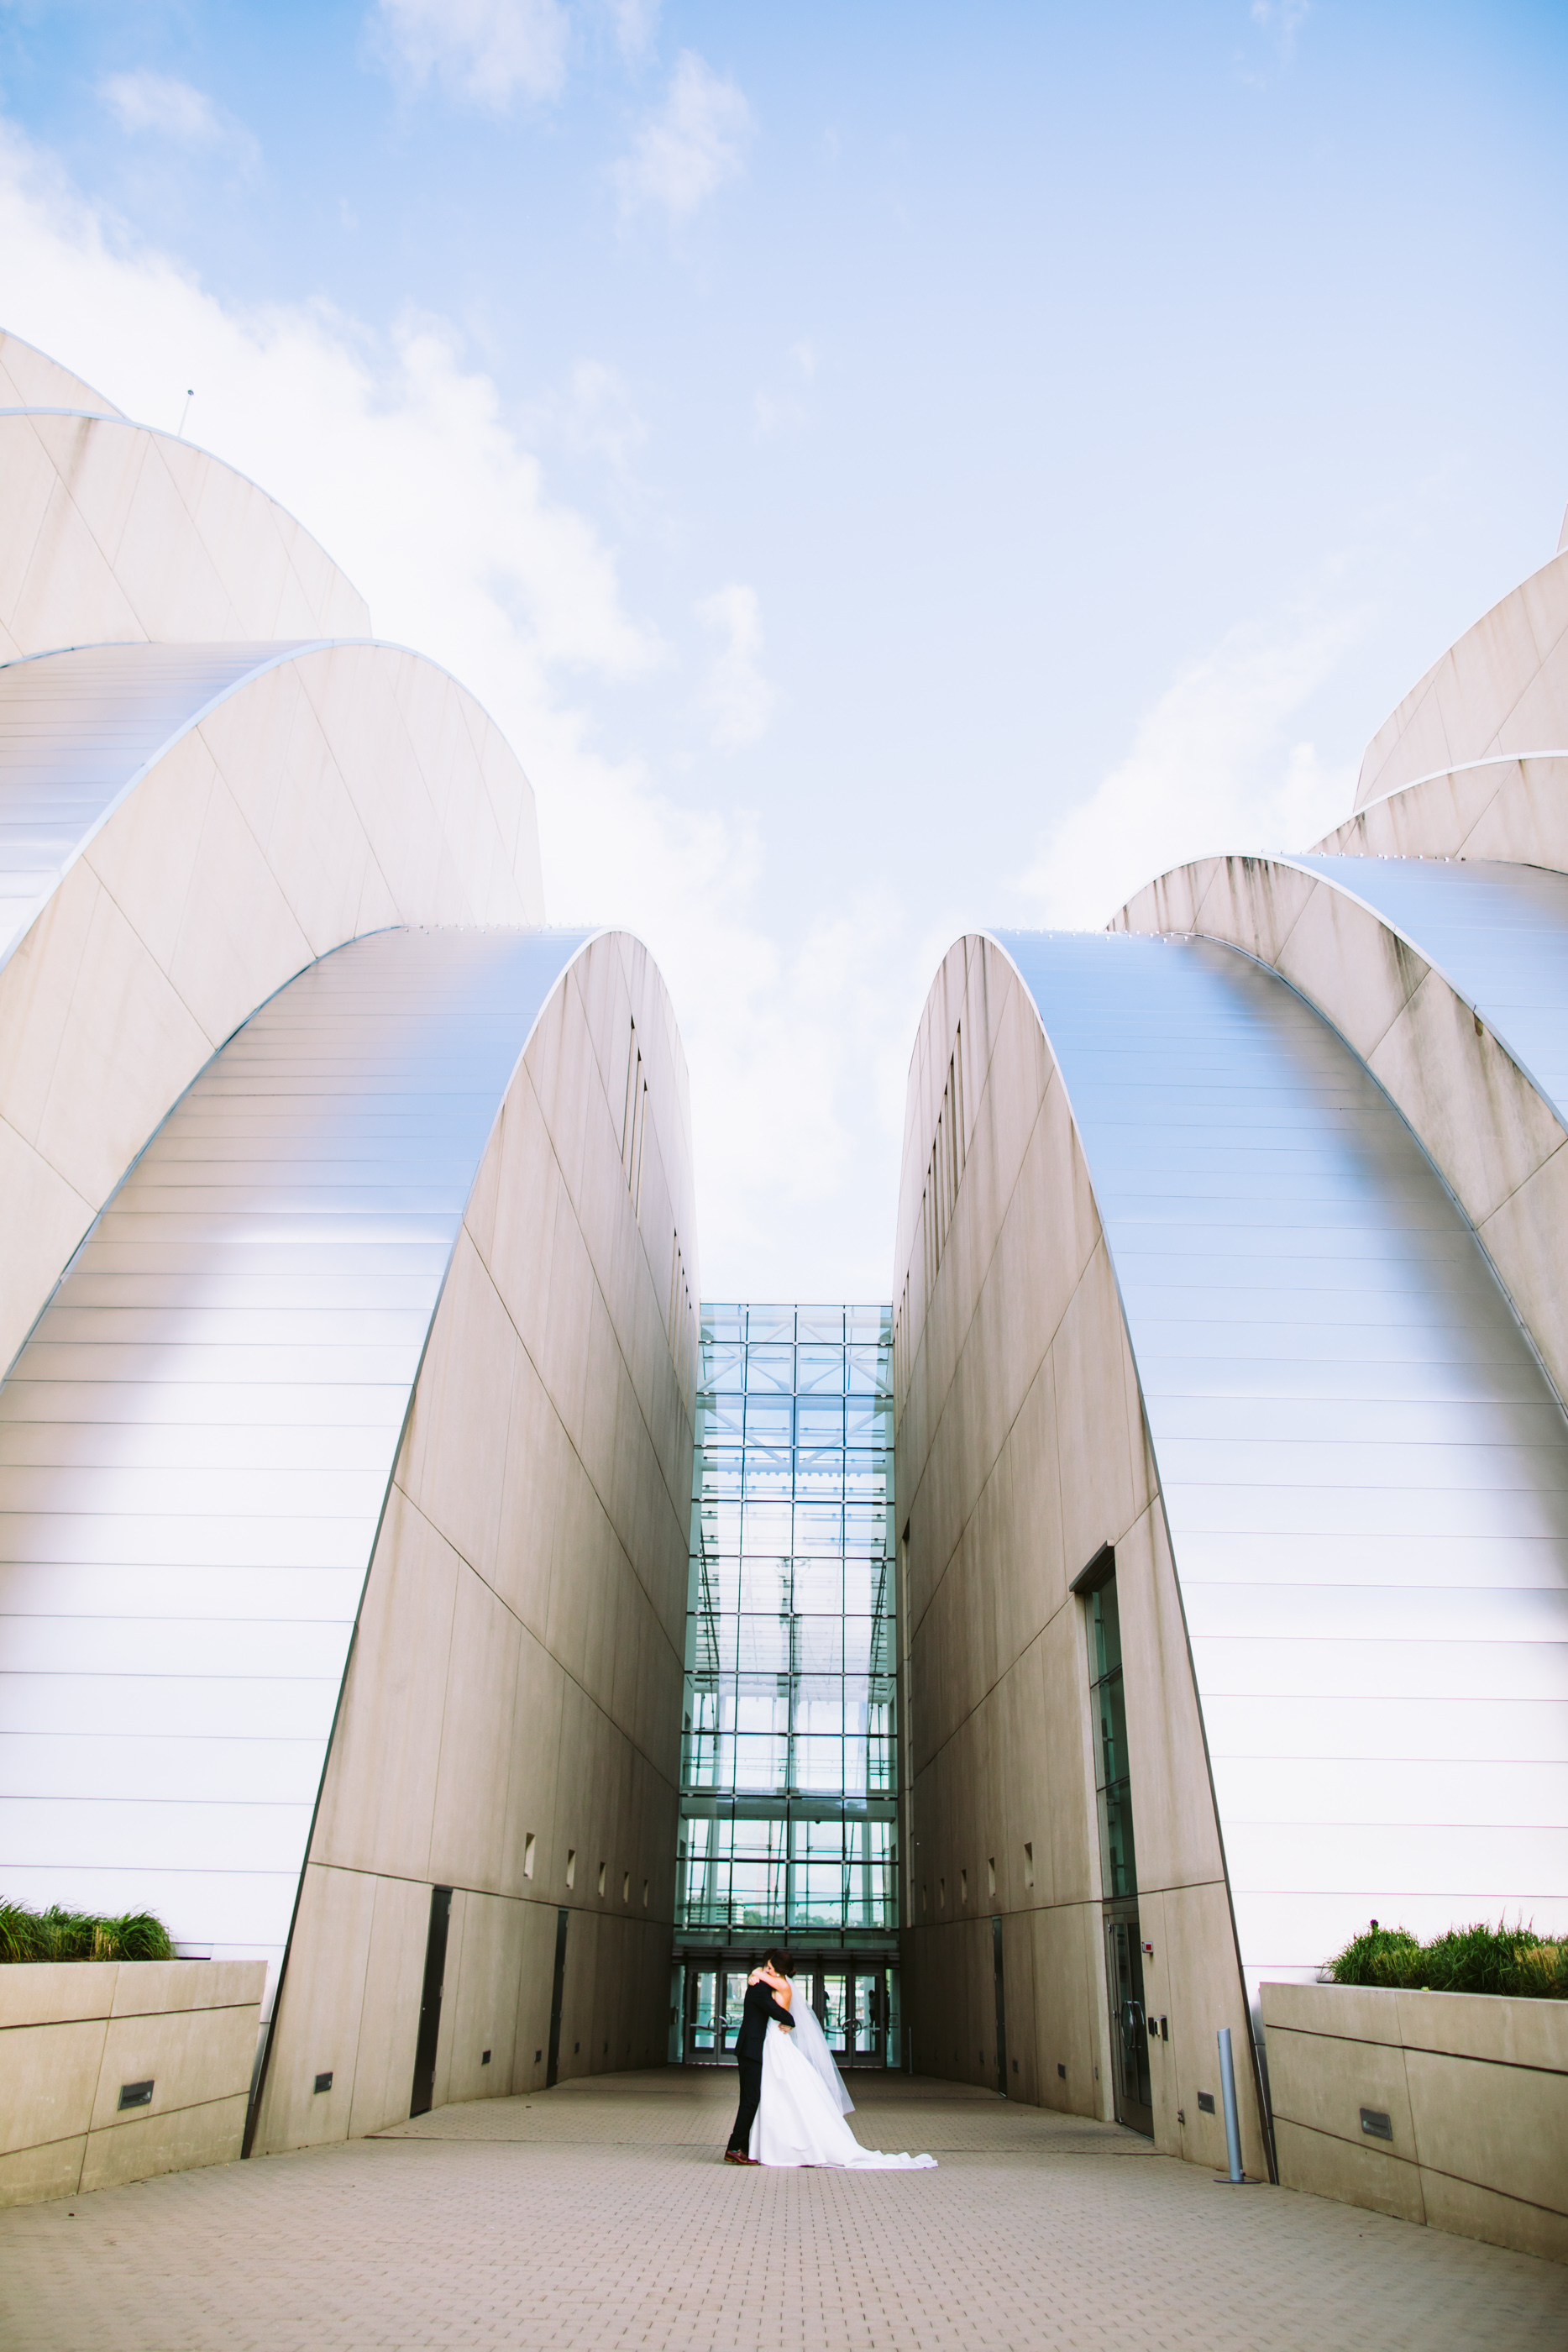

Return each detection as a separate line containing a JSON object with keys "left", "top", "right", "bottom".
{"left": 0, "top": 1900, "right": 176, "bottom": 1964}
{"left": 1324, "top": 1919, "right": 1565, "bottom": 2001}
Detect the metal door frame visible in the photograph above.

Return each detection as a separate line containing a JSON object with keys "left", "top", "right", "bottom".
{"left": 1103, "top": 1903, "right": 1153, "bottom": 2135}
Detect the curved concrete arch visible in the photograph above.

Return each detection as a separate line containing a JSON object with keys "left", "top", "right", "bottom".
{"left": 1356, "top": 543, "right": 1568, "bottom": 810}
{"left": 0, "top": 410, "right": 370, "bottom": 659}
{"left": 0, "top": 638, "right": 544, "bottom": 1380}
{"left": 1115, "top": 852, "right": 1568, "bottom": 1404}
{"left": 0, "top": 328, "right": 122, "bottom": 418}
{"left": 0, "top": 921, "right": 699, "bottom": 2151}
{"left": 894, "top": 927, "right": 1568, "bottom": 2169}
{"left": 1319, "top": 750, "right": 1568, "bottom": 865}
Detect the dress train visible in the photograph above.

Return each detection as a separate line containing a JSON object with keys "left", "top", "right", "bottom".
{"left": 749, "top": 2019, "right": 936, "bottom": 2170}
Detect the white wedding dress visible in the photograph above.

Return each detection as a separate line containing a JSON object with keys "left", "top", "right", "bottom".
{"left": 748, "top": 1989, "right": 936, "bottom": 2170}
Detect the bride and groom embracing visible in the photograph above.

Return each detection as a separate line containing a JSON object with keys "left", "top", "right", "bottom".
{"left": 722, "top": 1950, "right": 936, "bottom": 2171}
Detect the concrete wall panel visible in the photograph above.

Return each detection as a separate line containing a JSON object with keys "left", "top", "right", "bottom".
{"left": 895, "top": 936, "right": 1239, "bottom": 2155}
{"left": 1354, "top": 546, "right": 1568, "bottom": 811}
{"left": 0, "top": 408, "right": 368, "bottom": 659}
{"left": 250, "top": 934, "right": 695, "bottom": 2150}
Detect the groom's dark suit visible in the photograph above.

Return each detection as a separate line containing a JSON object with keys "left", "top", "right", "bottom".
{"left": 726, "top": 1979, "right": 794, "bottom": 2156}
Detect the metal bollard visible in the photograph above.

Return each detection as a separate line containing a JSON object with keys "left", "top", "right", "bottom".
{"left": 1217, "top": 2025, "right": 1244, "bottom": 2182}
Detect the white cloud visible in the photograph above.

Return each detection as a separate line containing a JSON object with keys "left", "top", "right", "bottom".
{"left": 1250, "top": 0, "right": 1310, "bottom": 57}
{"left": 0, "top": 117, "right": 655, "bottom": 680}
{"left": 613, "top": 50, "right": 752, "bottom": 220}
{"left": 604, "top": 0, "right": 659, "bottom": 61}
{"left": 554, "top": 358, "right": 647, "bottom": 475}
{"left": 102, "top": 72, "right": 220, "bottom": 144}
{"left": 752, "top": 390, "right": 800, "bottom": 437}
{"left": 371, "top": 0, "right": 570, "bottom": 110}
{"left": 1015, "top": 611, "right": 1365, "bottom": 929}
{"left": 697, "top": 582, "right": 776, "bottom": 749}
{"left": 0, "top": 112, "right": 907, "bottom": 1299}
{"left": 99, "top": 71, "right": 260, "bottom": 175}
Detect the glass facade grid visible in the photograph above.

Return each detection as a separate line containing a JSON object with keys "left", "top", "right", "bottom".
{"left": 677, "top": 1302, "right": 899, "bottom": 1943}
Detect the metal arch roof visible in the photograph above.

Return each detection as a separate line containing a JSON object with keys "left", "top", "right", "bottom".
{"left": 0, "top": 640, "right": 317, "bottom": 971}
{"left": 0, "top": 636, "right": 545, "bottom": 978}
{"left": 988, "top": 924, "right": 1568, "bottom": 2005}
{"left": 1284, "top": 853, "right": 1568, "bottom": 1128}
{"left": 0, "top": 921, "right": 595, "bottom": 2002}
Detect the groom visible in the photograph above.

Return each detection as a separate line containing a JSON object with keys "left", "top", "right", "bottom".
{"left": 723, "top": 1950, "right": 794, "bottom": 2165}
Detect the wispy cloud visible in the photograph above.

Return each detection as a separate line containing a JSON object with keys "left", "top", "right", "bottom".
{"left": 553, "top": 358, "right": 648, "bottom": 476}
{"left": 697, "top": 583, "right": 776, "bottom": 748}
{"left": 99, "top": 71, "right": 260, "bottom": 175}
{"left": 1250, "top": 0, "right": 1310, "bottom": 60}
{"left": 614, "top": 50, "right": 752, "bottom": 220}
{"left": 753, "top": 339, "right": 816, "bottom": 437}
{"left": 370, "top": 0, "right": 571, "bottom": 110}
{"left": 1015, "top": 608, "right": 1365, "bottom": 928}
{"left": 604, "top": 0, "right": 659, "bottom": 62}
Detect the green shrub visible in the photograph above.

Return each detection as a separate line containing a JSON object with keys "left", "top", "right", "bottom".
{"left": 0, "top": 1900, "right": 176, "bottom": 1965}
{"left": 1324, "top": 1920, "right": 1565, "bottom": 2001}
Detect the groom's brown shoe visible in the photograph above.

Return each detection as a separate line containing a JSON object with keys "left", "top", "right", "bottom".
{"left": 723, "top": 2150, "right": 758, "bottom": 2164}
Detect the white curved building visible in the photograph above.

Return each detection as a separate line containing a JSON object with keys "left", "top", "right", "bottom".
{"left": 0, "top": 334, "right": 695, "bottom": 2156}
{"left": 4, "top": 322, "right": 1561, "bottom": 2234}
{"left": 895, "top": 505, "right": 1568, "bottom": 2204}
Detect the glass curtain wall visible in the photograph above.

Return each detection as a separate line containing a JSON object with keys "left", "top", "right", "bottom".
{"left": 674, "top": 1305, "right": 899, "bottom": 2060}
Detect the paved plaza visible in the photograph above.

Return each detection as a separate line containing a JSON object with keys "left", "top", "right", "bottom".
{"left": 3, "top": 2070, "right": 1563, "bottom": 2351}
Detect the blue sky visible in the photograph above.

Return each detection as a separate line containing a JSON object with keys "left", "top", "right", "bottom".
{"left": 1, "top": 1, "right": 1565, "bottom": 1295}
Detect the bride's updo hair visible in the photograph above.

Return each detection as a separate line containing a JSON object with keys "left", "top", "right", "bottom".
{"left": 763, "top": 1948, "right": 790, "bottom": 1976}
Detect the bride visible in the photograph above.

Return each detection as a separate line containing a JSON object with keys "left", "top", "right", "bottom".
{"left": 747, "top": 1963, "right": 936, "bottom": 2170}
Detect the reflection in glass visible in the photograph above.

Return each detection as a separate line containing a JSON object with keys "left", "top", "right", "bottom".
{"left": 1088, "top": 1577, "right": 1138, "bottom": 1900}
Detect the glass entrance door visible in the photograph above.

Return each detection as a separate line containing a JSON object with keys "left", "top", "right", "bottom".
{"left": 817, "top": 1968, "right": 847, "bottom": 2054}
{"left": 1105, "top": 1916, "right": 1153, "bottom": 2134}
{"left": 851, "top": 1970, "right": 885, "bottom": 2066}
{"left": 684, "top": 1968, "right": 751, "bottom": 2062}
{"left": 683, "top": 1961, "right": 893, "bottom": 2066}
{"left": 813, "top": 1967, "right": 887, "bottom": 2065}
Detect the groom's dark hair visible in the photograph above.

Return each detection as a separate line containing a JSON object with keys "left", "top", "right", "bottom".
{"left": 762, "top": 1948, "right": 789, "bottom": 1974}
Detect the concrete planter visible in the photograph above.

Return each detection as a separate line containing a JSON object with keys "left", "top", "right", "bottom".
{"left": 0, "top": 1960, "right": 265, "bottom": 2209}
{"left": 1261, "top": 1979, "right": 1568, "bottom": 2263}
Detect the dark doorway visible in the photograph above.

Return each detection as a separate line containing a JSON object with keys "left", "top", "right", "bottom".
{"left": 410, "top": 1885, "right": 452, "bottom": 2118}
{"left": 992, "top": 1915, "right": 1007, "bottom": 2097}
{"left": 546, "top": 1907, "right": 569, "bottom": 2087}
{"left": 1105, "top": 1913, "right": 1154, "bottom": 2135}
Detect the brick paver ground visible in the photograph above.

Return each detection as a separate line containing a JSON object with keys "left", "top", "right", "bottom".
{"left": 3, "top": 2070, "right": 1563, "bottom": 2350}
